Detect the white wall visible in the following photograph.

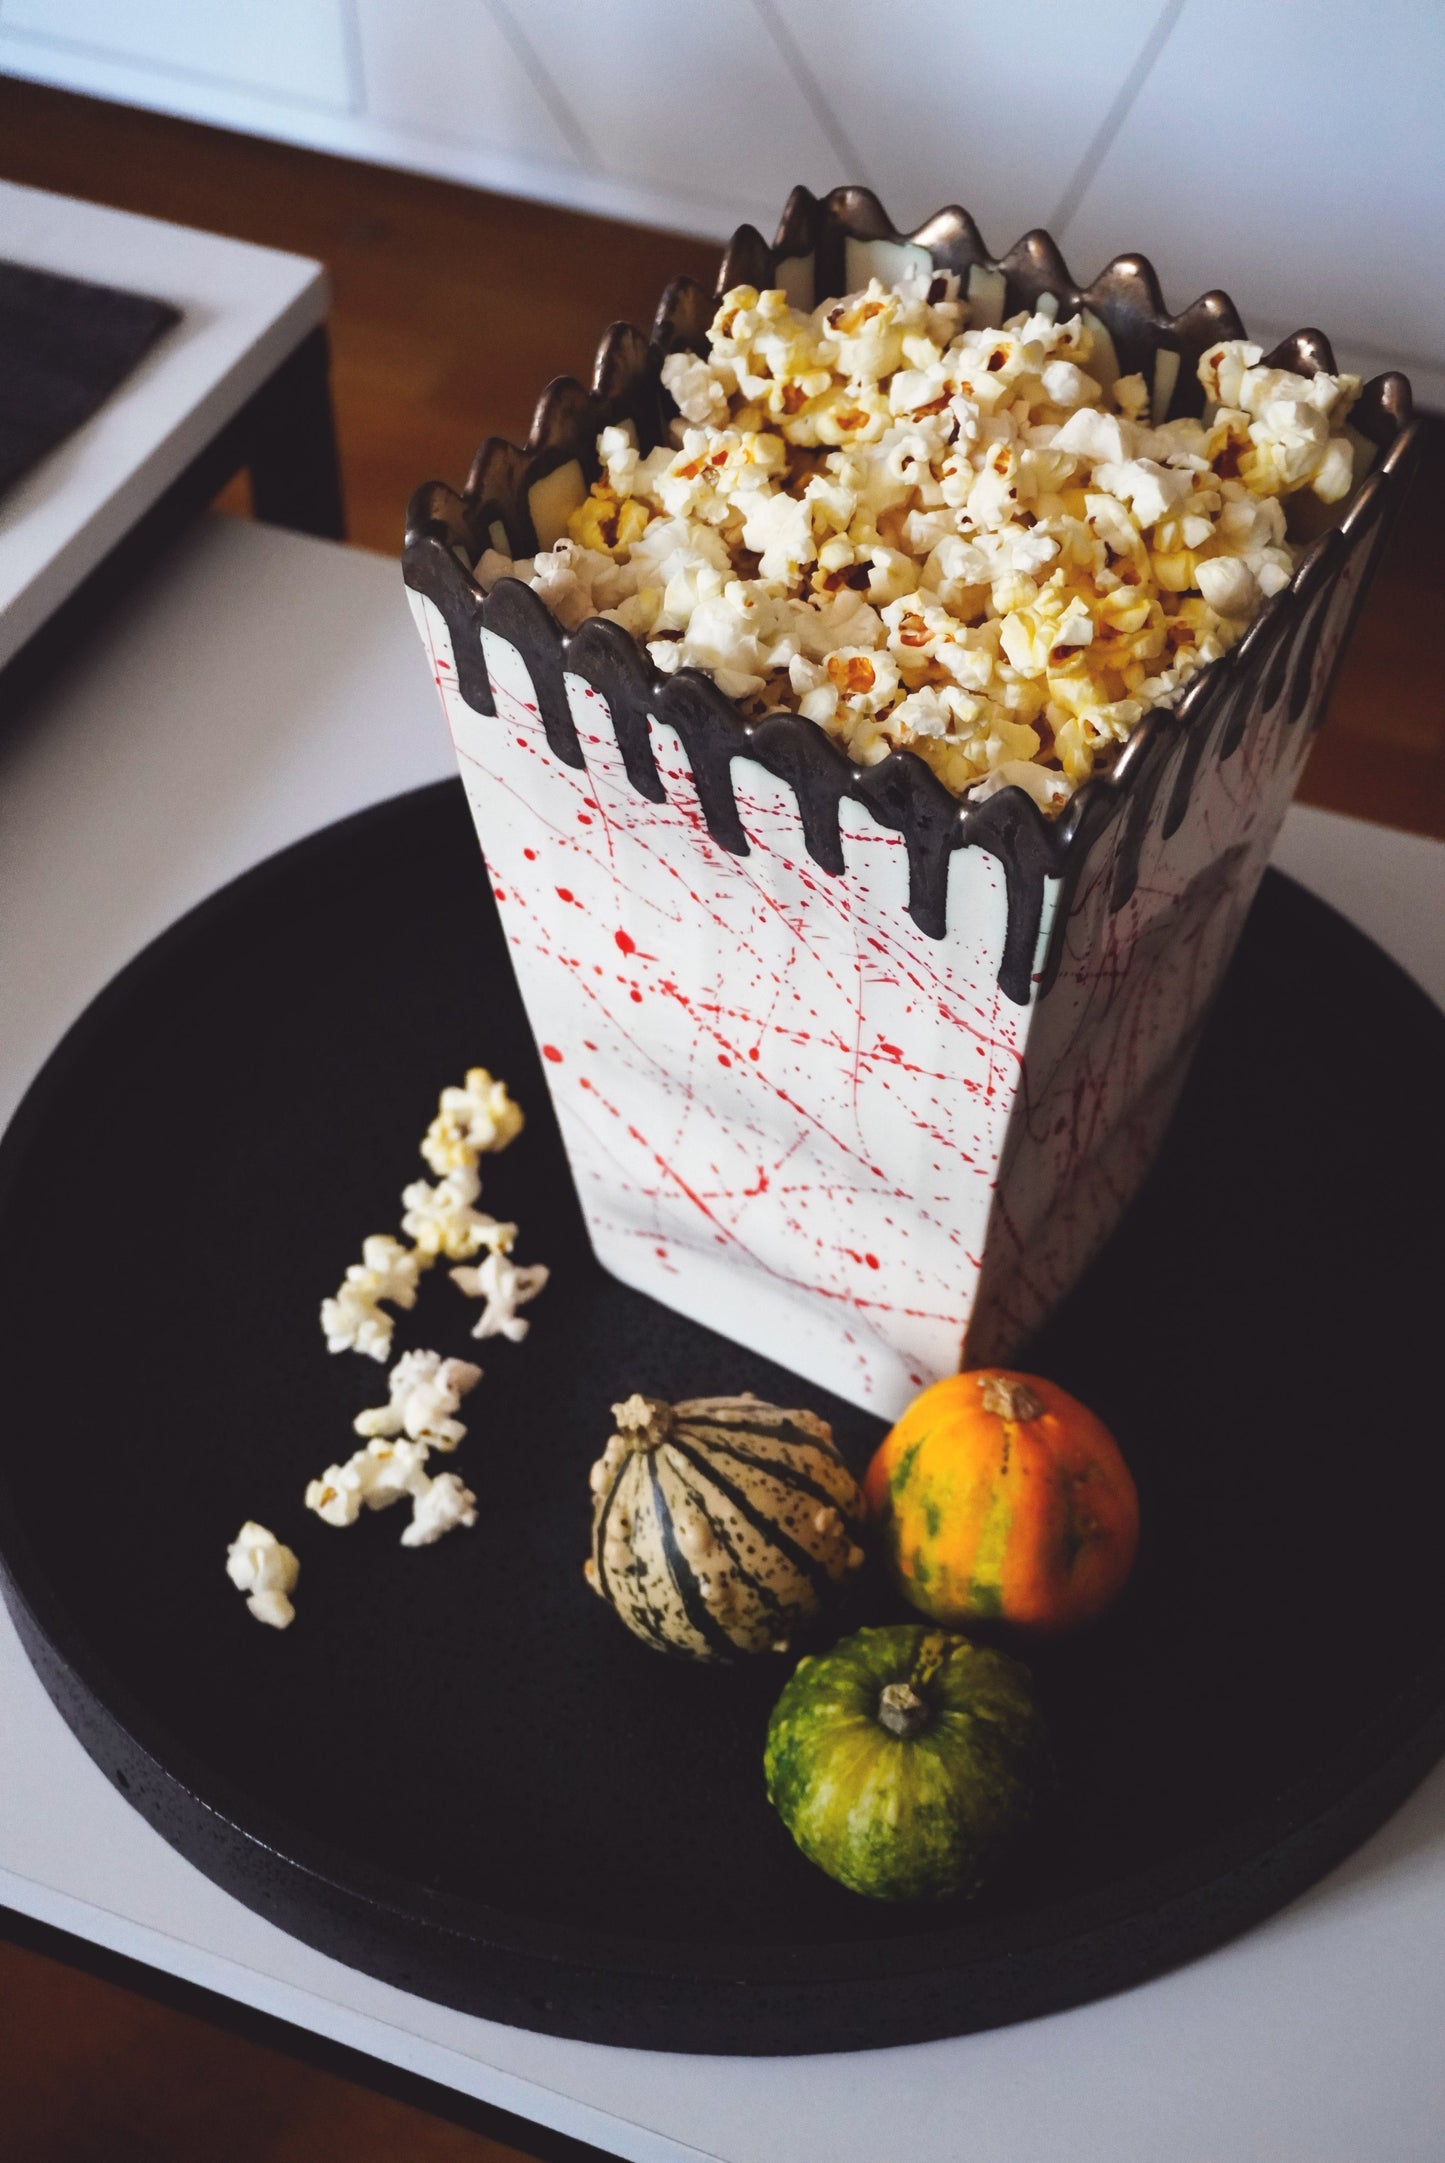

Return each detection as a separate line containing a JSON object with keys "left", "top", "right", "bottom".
{"left": 2, "top": 0, "right": 1441, "bottom": 403}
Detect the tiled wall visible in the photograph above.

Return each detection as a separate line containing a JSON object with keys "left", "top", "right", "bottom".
{"left": 1, "top": 0, "right": 1440, "bottom": 400}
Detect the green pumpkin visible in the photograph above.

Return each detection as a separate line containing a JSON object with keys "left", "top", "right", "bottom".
{"left": 764, "top": 1623, "right": 1049, "bottom": 1902}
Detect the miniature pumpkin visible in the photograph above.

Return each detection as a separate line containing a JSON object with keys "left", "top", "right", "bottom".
{"left": 586, "top": 1392, "right": 866, "bottom": 1660}
{"left": 864, "top": 1369, "right": 1139, "bottom": 1634}
{"left": 764, "top": 1623, "right": 1049, "bottom": 1901}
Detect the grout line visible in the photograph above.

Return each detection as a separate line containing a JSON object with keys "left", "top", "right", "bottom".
{"left": 482, "top": 0, "right": 601, "bottom": 174}
{"left": 748, "top": 0, "right": 875, "bottom": 202}
{"left": 337, "top": 0, "right": 366, "bottom": 118}
{"left": 1048, "top": 0, "right": 1187, "bottom": 238}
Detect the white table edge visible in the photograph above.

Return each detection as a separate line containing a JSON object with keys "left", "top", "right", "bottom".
{"left": 0, "top": 179, "right": 328, "bottom": 667}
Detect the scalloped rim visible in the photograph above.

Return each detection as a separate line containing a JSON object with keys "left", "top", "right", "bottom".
{"left": 403, "top": 186, "right": 1418, "bottom": 996}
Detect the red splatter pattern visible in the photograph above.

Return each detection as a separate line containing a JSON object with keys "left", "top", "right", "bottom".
{"left": 409, "top": 556, "right": 1362, "bottom": 1417}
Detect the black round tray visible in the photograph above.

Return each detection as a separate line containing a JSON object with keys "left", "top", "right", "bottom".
{"left": 1, "top": 780, "right": 1441, "bottom": 2056}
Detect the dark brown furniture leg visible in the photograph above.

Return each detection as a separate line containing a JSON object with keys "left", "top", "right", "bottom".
{"left": 247, "top": 323, "right": 346, "bottom": 542}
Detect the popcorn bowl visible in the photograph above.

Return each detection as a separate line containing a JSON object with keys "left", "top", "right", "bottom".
{"left": 403, "top": 186, "right": 1417, "bottom": 1419}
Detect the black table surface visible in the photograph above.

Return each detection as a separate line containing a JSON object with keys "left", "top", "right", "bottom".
{"left": 0, "top": 256, "right": 179, "bottom": 501}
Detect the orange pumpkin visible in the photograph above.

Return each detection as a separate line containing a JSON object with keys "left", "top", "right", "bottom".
{"left": 864, "top": 1369, "right": 1139, "bottom": 1634}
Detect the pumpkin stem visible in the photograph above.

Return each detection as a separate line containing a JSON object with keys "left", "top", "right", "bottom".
{"left": 978, "top": 1373, "right": 1046, "bottom": 1423}
{"left": 611, "top": 1393, "right": 675, "bottom": 1454}
{"left": 877, "top": 1681, "right": 931, "bottom": 1739}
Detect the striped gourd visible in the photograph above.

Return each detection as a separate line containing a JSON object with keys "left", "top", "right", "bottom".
{"left": 585, "top": 1393, "right": 867, "bottom": 1661}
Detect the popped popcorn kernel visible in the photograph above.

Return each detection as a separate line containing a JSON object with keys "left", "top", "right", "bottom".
{"left": 421, "top": 1067, "right": 524, "bottom": 1175}
{"left": 449, "top": 1249, "right": 550, "bottom": 1342}
{"left": 282, "top": 1064, "right": 544, "bottom": 1619}
{"left": 401, "top": 1471, "right": 479, "bottom": 1548}
{"left": 320, "top": 1277, "right": 394, "bottom": 1362}
{"left": 304, "top": 1433, "right": 478, "bottom": 1551}
{"left": 359, "top": 1235, "right": 422, "bottom": 1305}
{"left": 319, "top": 1232, "right": 424, "bottom": 1362}
{"left": 354, "top": 1347, "right": 483, "bottom": 1450}
{"left": 303, "top": 1457, "right": 369, "bottom": 1528}
{"left": 320, "top": 1228, "right": 423, "bottom": 1358}
{"left": 226, "top": 1521, "right": 299, "bottom": 1629}
{"left": 305, "top": 1436, "right": 433, "bottom": 1525}
{"left": 400, "top": 1163, "right": 516, "bottom": 1262}
{"left": 480, "top": 281, "right": 1362, "bottom": 808}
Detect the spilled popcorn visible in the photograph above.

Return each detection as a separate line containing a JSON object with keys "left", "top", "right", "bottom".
{"left": 233, "top": 1065, "right": 545, "bottom": 1615}
{"left": 401, "top": 1164, "right": 516, "bottom": 1262}
{"left": 320, "top": 1234, "right": 423, "bottom": 1362}
{"left": 401, "top": 1472, "right": 480, "bottom": 1548}
{"left": 450, "top": 1249, "right": 550, "bottom": 1343}
{"left": 480, "top": 277, "right": 1362, "bottom": 805}
{"left": 354, "top": 1347, "right": 483, "bottom": 1449}
{"left": 225, "top": 1521, "right": 300, "bottom": 1629}
{"left": 421, "top": 1067, "right": 524, "bottom": 1175}
{"left": 320, "top": 1066, "right": 540, "bottom": 1361}
{"left": 305, "top": 1437, "right": 478, "bottom": 1547}
{"left": 306, "top": 1436, "right": 433, "bottom": 1524}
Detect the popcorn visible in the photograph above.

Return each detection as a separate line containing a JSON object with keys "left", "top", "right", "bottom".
{"left": 825, "top": 647, "right": 899, "bottom": 715}
{"left": 420, "top": 1068, "right": 523, "bottom": 1175}
{"left": 1050, "top": 407, "right": 1133, "bottom": 465}
{"left": 661, "top": 350, "right": 730, "bottom": 428}
{"left": 740, "top": 489, "right": 816, "bottom": 582}
{"left": 401, "top": 1471, "right": 479, "bottom": 1548}
{"left": 226, "top": 1521, "right": 299, "bottom": 1629}
{"left": 305, "top": 1436, "right": 433, "bottom": 1525}
{"left": 359, "top": 1436, "right": 434, "bottom": 1508}
{"left": 970, "top": 758, "right": 1073, "bottom": 812}
{"left": 283, "top": 1062, "right": 538, "bottom": 1619}
{"left": 305, "top": 1438, "right": 476, "bottom": 1547}
{"left": 1308, "top": 435, "right": 1355, "bottom": 505}
{"left": 360, "top": 1234, "right": 422, "bottom": 1304}
{"left": 320, "top": 1276, "right": 393, "bottom": 1361}
{"left": 354, "top": 1347, "right": 483, "bottom": 1450}
{"left": 1092, "top": 458, "right": 1194, "bottom": 531}
{"left": 321, "top": 1237, "right": 423, "bottom": 1361}
{"left": 1199, "top": 341, "right": 1263, "bottom": 409}
{"left": 1041, "top": 358, "right": 1101, "bottom": 411}
{"left": 1195, "top": 554, "right": 1260, "bottom": 618}
{"left": 449, "top": 1249, "right": 550, "bottom": 1342}
{"left": 890, "top": 684, "right": 968, "bottom": 741}
{"left": 528, "top": 540, "right": 607, "bottom": 632}
{"left": 303, "top": 1453, "right": 370, "bottom": 1527}
{"left": 650, "top": 577, "right": 774, "bottom": 699}
{"left": 479, "top": 282, "right": 1361, "bottom": 805}
{"left": 400, "top": 1163, "right": 516, "bottom": 1262}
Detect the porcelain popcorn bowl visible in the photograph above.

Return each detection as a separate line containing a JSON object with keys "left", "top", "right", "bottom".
{"left": 403, "top": 186, "right": 1417, "bottom": 1419}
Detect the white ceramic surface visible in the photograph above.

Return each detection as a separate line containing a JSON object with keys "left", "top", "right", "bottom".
{"left": 409, "top": 504, "right": 1371, "bottom": 1420}
{"left": 404, "top": 188, "right": 1413, "bottom": 1418}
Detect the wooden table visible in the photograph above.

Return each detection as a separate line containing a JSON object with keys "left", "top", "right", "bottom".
{"left": 1, "top": 511, "right": 1441, "bottom": 2163}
